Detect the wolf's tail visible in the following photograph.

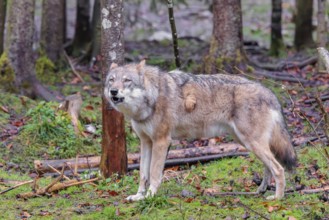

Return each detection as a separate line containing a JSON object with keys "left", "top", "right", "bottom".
{"left": 270, "top": 120, "right": 297, "bottom": 171}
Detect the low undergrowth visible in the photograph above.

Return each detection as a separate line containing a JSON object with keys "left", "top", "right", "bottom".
{"left": 1, "top": 147, "right": 328, "bottom": 219}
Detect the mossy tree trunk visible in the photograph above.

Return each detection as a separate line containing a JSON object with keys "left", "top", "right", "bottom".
{"left": 100, "top": 0, "right": 127, "bottom": 177}
{"left": 270, "top": 0, "right": 284, "bottom": 56}
{"left": 294, "top": 0, "right": 314, "bottom": 51}
{"left": 316, "top": 0, "right": 327, "bottom": 71}
{"left": 72, "top": 0, "right": 91, "bottom": 57}
{"left": 5, "top": 0, "right": 58, "bottom": 101}
{"left": 90, "top": 0, "right": 101, "bottom": 66}
{"left": 0, "top": 0, "right": 6, "bottom": 55}
{"left": 8, "top": 0, "right": 36, "bottom": 91}
{"left": 40, "top": 0, "right": 65, "bottom": 63}
{"left": 204, "top": 0, "right": 247, "bottom": 74}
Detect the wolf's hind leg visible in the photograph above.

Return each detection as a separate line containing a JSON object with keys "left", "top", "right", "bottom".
{"left": 256, "top": 167, "right": 272, "bottom": 194}
{"left": 250, "top": 145, "right": 285, "bottom": 200}
{"left": 126, "top": 136, "right": 152, "bottom": 201}
{"left": 146, "top": 137, "right": 171, "bottom": 198}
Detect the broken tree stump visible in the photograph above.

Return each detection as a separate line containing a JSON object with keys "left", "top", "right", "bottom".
{"left": 59, "top": 92, "right": 83, "bottom": 135}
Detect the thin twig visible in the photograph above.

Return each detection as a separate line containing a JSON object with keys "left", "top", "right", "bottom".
{"left": 167, "top": 0, "right": 181, "bottom": 68}
{"left": 63, "top": 51, "right": 85, "bottom": 82}
{"left": 297, "top": 111, "right": 329, "bottom": 163}
{"left": 0, "top": 180, "right": 33, "bottom": 195}
{"left": 316, "top": 96, "right": 329, "bottom": 142}
{"left": 44, "top": 165, "right": 65, "bottom": 192}
{"left": 236, "top": 201, "right": 270, "bottom": 220}
{"left": 47, "top": 164, "right": 71, "bottom": 181}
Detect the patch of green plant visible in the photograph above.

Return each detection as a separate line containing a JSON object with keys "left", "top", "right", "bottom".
{"left": 10, "top": 101, "right": 99, "bottom": 168}
{"left": 35, "top": 55, "right": 57, "bottom": 84}
{"left": 136, "top": 195, "right": 170, "bottom": 214}
{"left": 0, "top": 52, "right": 16, "bottom": 93}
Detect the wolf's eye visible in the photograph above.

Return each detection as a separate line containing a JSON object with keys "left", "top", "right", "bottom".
{"left": 108, "top": 78, "right": 114, "bottom": 83}
{"left": 123, "top": 78, "right": 132, "bottom": 83}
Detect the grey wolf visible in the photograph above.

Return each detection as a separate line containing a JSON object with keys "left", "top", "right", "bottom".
{"left": 104, "top": 60, "right": 297, "bottom": 201}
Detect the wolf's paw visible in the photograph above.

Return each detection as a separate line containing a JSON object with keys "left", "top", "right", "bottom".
{"left": 256, "top": 186, "right": 267, "bottom": 194}
{"left": 125, "top": 193, "right": 145, "bottom": 202}
{"left": 266, "top": 195, "right": 283, "bottom": 200}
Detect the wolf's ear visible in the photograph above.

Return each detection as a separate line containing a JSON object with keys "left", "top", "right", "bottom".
{"left": 137, "top": 59, "right": 146, "bottom": 72}
{"left": 110, "top": 63, "right": 118, "bottom": 70}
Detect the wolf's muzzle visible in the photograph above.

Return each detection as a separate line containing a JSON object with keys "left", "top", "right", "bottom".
{"left": 110, "top": 89, "right": 124, "bottom": 104}
{"left": 111, "top": 96, "right": 124, "bottom": 104}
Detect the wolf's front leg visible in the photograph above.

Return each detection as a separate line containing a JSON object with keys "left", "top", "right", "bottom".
{"left": 126, "top": 136, "right": 152, "bottom": 201}
{"left": 146, "top": 137, "right": 171, "bottom": 198}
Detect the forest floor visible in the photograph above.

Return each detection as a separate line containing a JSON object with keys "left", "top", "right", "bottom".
{"left": 1, "top": 38, "right": 329, "bottom": 219}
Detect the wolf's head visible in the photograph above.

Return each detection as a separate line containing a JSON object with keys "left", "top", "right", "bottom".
{"left": 104, "top": 60, "right": 147, "bottom": 112}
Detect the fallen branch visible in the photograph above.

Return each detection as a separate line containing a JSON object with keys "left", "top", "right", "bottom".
{"left": 304, "top": 94, "right": 329, "bottom": 104}
{"left": 253, "top": 70, "right": 307, "bottom": 83}
{"left": 35, "top": 143, "right": 247, "bottom": 174}
{"left": 251, "top": 56, "right": 317, "bottom": 71}
{"left": 0, "top": 180, "right": 33, "bottom": 195}
{"left": 17, "top": 165, "right": 99, "bottom": 199}
{"left": 44, "top": 151, "right": 250, "bottom": 177}
{"left": 64, "top": 51, "right": 85, "bottom": 82}
{"left": 301, "top": 185, "right": 329, "bottom": 194}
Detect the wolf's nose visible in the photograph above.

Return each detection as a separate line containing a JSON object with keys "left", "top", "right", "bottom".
{"left": 110, "top": 89, "right": 118, "bottom": 96}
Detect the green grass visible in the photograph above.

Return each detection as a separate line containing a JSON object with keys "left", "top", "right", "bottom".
{"left": 1, "top": 146, "right": 328, "bottom": 219}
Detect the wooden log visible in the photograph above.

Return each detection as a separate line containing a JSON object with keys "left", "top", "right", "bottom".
{"left": 44, "top": 151, "right": 250, "bottom": 177}
{"left": 35, "top": 143, "right": 247, "bottom": 174}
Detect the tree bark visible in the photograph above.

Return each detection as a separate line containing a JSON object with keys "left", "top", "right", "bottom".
{"left": 5, "top": 0, "right": 59, "bottom": 101}
{"left": 294, "top": 0, "right": 314, "bottom": 51}
{"left": 8, "top": 0, "right": 36, "bottom": 92}
{"left": 41, "top": 0, "right": 65, "bottom": 63}
{"left": 204, "top": 0, "right": 247, "bottom": 74}
{"left": 316, "top": 0, "right": 327, "bottom": 71}
{"left": 100, "top": 0, "right": 127, "bottom": 177}
{"left": 270, "top": 0, "right": 284, "bottom": 56}
{"left": 0, "top": 0, "right": 6, "bottom": 55}
{"left": 90, "top": 0, "right": 101, "bottom": 65}
{"left": 72, "top": 0, "right": 91, "bottom": 57}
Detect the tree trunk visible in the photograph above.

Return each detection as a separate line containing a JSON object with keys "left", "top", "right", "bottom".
{"left": 270, "top": 0, "right": 284, "bottom": 56}
{"left": 40, "top": 0, "right": 65, "bottom": 63}
{"left": 72, "top": 0, "right": 91, "bottom": 57}
{"left": 100, "top": 0, "right": 127, "bottom": 177}
{"left": 0, "top": 0, "right": 6, "bottom": 55}
{"left": 8, "top": 0, "right": 36, "bottom": 92}
{"left": 4, "top": 0, "right": 59, "bottom": 101}
{"left": 204, "top": 0, "right": 246, "bottom": 74}
{"left": 90, "top": 0, "right": 101, "bottom": 66}
{"left": 317, "top": 0, "right": 327, "bottom": 71}
{"left": 294, "top": 0, "right": 314, "bottom": 51}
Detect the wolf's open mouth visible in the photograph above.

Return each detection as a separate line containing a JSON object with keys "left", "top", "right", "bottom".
{"left": 111, "top": 97, "right": 124, "bottom": 104}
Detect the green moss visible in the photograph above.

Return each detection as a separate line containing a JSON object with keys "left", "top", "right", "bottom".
{"left": 0, "top": 52, "right": 16, "bottom": 92}
{"left": 35, "top": 55, "right": 57, "bottom": 84}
